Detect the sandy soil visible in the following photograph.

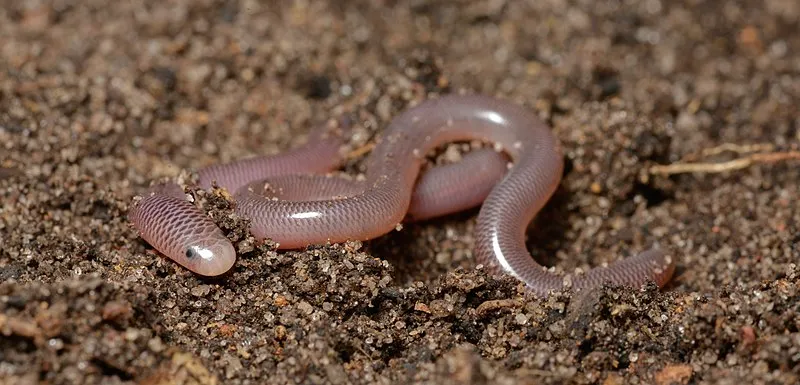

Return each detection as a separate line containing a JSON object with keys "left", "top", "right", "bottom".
{"left": 1, "top": 1, "right": 799, "bottom": 384}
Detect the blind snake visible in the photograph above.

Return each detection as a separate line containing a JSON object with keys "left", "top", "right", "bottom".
{"left": 129, "top": 94, "right": 675, "bottom": 296}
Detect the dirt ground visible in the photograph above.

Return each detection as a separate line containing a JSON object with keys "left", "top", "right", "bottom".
{"left": 1, "top": 1, "right": 799, "bottom": 384}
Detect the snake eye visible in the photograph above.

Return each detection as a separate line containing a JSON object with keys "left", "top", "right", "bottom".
{"left": 184, "top": 245, "right": 217, "bottom": 261}
{"left": 185, "top": 248, "right": 197, "bottom": 259}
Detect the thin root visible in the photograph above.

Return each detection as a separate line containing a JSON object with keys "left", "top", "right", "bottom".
{"left": 650, "top": 143, "right": 800, "bottom": 175}
{"left": 346, "top": 142, "right": 375, "bottom": 160}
